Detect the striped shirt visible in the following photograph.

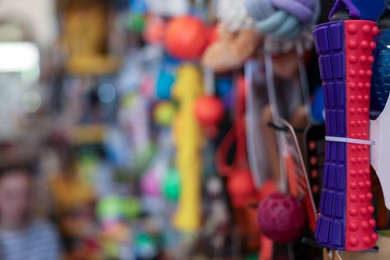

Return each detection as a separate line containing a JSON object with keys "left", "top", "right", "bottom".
{"left": 0, "top": 220, "right": 61, "bottom": 260}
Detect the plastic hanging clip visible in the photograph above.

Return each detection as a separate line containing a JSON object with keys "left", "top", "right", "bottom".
{"left": 325, "top": 136, "right": 375, "bottom": 146}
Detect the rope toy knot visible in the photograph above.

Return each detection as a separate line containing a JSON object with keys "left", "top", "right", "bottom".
{"left": 217, "top": 0, "right": 256, "bottom": 32}
{"left": 244, "top": 0, "right": 320, "bottom": 41}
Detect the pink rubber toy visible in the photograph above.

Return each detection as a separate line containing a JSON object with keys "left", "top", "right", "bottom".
{"left": 257, "top": 193, "right": 306, "bottom": 243}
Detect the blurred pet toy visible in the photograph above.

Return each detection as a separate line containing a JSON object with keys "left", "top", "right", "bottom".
{"left": 216, "top": 0, "right": 256, "bottom": 32}
{"left": 195, "top": 95, "right": 224, "bottom": 138}
{"left": 156, "top": 66, "right": 177, "bottom": 100}
{"left": 153, "top": 101, "right": 176, "bottom": 127}
{"left": 164, "top": 16, "right": 210, "bottom": 60}
{"left": 202, "top": 0, "right": 261, "bottom": 72}
{"left": 61, "top": 0, "right": 120, "bottom": 74}
{"left": 143, "top": 16, "right": 166, "bottom": 45}
{"left": 172, "top": 64, "right": 205, "bottom": 233}
{"left": 216, "top": 77, "right": 259, "bottom": 251}
{"left": 141, "top": 129, "right": 173, "bottom": 199}
{"left": 145, "top": 0, "right": 189, "bottom": 17}
{"left": 119, "top": 93, "right": 155, "bottom": 174}
{"left": 195, "top": 70, "right": 225, "bottom": 138}
{"left": 244, "top": 0, "right": 320, "bottom": 53}
{"left": 244, "top": 0, "right": 319, "bottom": 40}
{"left": 216, "top": 77, "right": 257, "bottom": 208}
{"left": 97, "top": 196, "right": 141, "bottom": 259}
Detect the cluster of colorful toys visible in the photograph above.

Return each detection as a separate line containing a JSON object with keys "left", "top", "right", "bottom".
{"left": 6, "top": 0, "right": 390, "bottom": 259}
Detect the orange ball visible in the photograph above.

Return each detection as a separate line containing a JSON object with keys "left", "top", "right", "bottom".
{"left": 227, "top": 170, "right": 256, "bottom": 208}
{"left": 194, "top": 96, "right": 224, "bottom": 126}
{"left": 164, "top": 16, "right": 209, "bottom": 60}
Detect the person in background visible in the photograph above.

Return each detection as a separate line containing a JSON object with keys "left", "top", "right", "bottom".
{"left": 0, "top": 163, "right": 61, "bottom": 260}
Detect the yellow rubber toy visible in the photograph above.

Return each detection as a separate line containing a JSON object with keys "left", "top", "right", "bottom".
{"left": 172, "top": 64, "right": 204, "bottom": 233}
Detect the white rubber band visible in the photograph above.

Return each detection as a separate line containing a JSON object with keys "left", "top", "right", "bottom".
{"left": 325, "top": 136, "right": 375, "bottom": 146}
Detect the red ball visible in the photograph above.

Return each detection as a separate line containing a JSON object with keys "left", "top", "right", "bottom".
{"left": 194, "top": 96, "right": 224, "bottom": 126}
{"left": 257, "top": 193, "right": 306, "bottom": 243}
{"left": 164, "top": 16, "right": 209, "bottom": 60}
{"left": 227, "top": 170, "right": 256, "bottom": 208}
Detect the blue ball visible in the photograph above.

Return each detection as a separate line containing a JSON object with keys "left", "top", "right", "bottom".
{"left": 216, "top": 77, "right": 234, "bottom": 109}
{"left": 216, "top": 77, "right": 233, "bottom": 97}
{"left": 311, "top": 86, "right": 325, "bottom": 124}
{"left": 156, "top": 70, "right": 176, "bottom": 100}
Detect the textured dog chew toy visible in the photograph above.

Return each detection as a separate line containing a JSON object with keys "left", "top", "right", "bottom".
{"left": 172, "top": 65, "right": 204, "bottom": 232}
{"left": 313, "top": 3, "right": 379, "bottom": 250}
